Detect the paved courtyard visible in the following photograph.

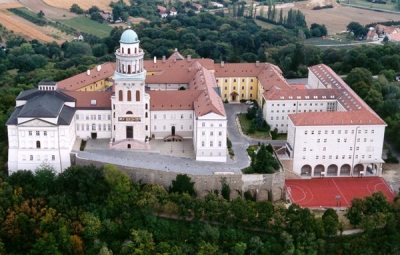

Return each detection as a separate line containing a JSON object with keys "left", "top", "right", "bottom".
{"left": 74, "top": 104, "right": 286, "bottom": 175}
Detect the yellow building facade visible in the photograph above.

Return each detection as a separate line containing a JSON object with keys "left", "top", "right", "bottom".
{"left": 216, "top": 76, "right": 259, "bottom": 103}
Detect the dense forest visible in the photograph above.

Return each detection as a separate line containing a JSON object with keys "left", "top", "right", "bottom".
{"left": 0, "top": 165, "right": 398, "bottom": 254}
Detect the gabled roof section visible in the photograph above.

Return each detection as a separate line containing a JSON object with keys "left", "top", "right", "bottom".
{"left": 62, "top": 90, "right": 112, "bottom": 110}
{"left": 168, "top": 49, "right": 185, "bottom": 61}
{"left": 148, "top": 90, "right": 202, "bottom": 111}
{"left": 57, "top": 62, "right": 115, "bottom": 91}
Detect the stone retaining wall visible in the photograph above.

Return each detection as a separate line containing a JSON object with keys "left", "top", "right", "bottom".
{"left": 73, "top": 153, "right": 285, "bottom": 201}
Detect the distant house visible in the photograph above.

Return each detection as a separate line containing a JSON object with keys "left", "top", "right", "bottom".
{"left": 192, "top": 3, "right": 203, "bottom": 13}
{"left": 170, "top": 7, "right": 178, "bottom": 16}
{"left": 366, "top": 28, "right": 378, "bottom": 41}
{"left": 99, "top": 11, "right": 113, "bottom": 22}
{"left": 370, "top": 24, "right": 400, "bottom": 42}
{"left": 210, "top": 1, "right": 224, "bottom": 8}
{"left": 157, "top": 5, "right": 168, "bottom": 18}
{"left": 73, "top": 34, "right": 84, "bottom": 41}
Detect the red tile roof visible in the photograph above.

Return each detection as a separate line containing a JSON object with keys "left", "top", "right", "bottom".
{"left": 62, "top": 90, "right": 112, "bottom": 109}
{"left": 58, "top": 63, "right": 115, "bottom": 91}
{"left": 289, "top": 110, "right": 385, "bottom": 126}
{"left": 148, "top": 90, "right": 202, "bottom": 110}
{"left": 287, "top": 64, "right": 385, "bottom": 126}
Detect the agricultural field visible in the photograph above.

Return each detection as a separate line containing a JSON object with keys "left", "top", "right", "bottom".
{"left": 281, "top": 1, "right": 400, "bottom": 34}
{"left": 0, "top": 6, "right": 63, "bottom": 43}
{"left": 18, "top": 0, "right": 75, "bottom": 20}
{"left": 60, "top": 16, "right": 113, "bottom": 38}
{"left": 43, "top": 0, "right": 130, "bottom": 11}
{"left": 341, "top": 0, "right": 399, "bottom": 12}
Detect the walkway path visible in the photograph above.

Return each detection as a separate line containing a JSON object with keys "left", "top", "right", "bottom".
{"left": 75, "top": 104, "right": 286, "bottom": 175}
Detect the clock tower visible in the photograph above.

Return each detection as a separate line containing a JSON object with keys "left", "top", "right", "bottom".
{"left": 111, "top": 29, "right": 150, "bottom": 148}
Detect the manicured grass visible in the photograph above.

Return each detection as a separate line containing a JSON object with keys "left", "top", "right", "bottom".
{"left": 238, "top": 113, "right": 270, "bottom": 139}
{"left": 60, "top": 17, "right": 112, "bottom": 38}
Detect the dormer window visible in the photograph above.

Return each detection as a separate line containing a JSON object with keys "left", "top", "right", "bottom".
{"left": 90, "top": 100, "right": 97, "bottom": 106}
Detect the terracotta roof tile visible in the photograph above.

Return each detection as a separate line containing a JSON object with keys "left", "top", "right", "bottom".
{"left": 148, "top": 90, "right": 202, "bottom": 110}
{"left": 58, "top": 62, "right": 115, "bottom": 91}
{"left": 62, "top": 90, "right": 112, "bottom": 109}
{"left": 288, "top": 110, "right": 385, "bottom": 126}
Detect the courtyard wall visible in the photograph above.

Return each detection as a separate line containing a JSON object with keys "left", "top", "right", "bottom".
{"left": 72, "top": 153, "right": 285, "bottom": 201}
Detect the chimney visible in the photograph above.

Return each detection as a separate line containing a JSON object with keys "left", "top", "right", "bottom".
{"left": 153, "top": 56, "right": 157, "bottom": 64}
{"left": 97, "top": 65, "right": 101, "bottom": 72}
{"left": 174, "top": 48, "right": 178, "bottom": 52}
{"left": 162, "top": 56, "right": 166, "bottom": 62}
{"left": 220, "top": 61, "right": 224, "bottom": 67}
{"left": 187, "top": 55, "right": 191, "bottom": 62}
{"left": 87, "top": 69, "right": 91, "bottom": 76}
{"left": 256, "top": 61, "right": 260, "bottom": 67}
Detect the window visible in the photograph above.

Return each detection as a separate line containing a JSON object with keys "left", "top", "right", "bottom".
{"left": 118, "top": 90, "right": 123, "bottom": 101}
{"left": 145, "top": 125, "right": 148, "bottom": 131}
{"left": 92, "top": 124, "right": 96, "bottom": 131}
{"left": 36, "top": 131, "right": 40, "bottom": 136}
{"left": 202, "top": 131, "right": 205, "bottom": 136}
{"left": 201, "top": 141, "right": 205, "bottom": 147}
{"left": 127, "top": 90, "right": 132, "bottom": 101}
{"left": 44, "top": 131, "right": 47, "bottom": 136}
{"left": 154, "top": 114, "right": 157, "bottom": 119}
{"left": 29, "top": 131, "right": 32, "bottom": 136}
{"left": 99, "top": 124, "right": 101, "bottom": 131}
{"left": 126, "top": 111, "right": 133, "bottom": 115}
{"left": 36, "top": 141, "right": 41, "bottom": 149}
{"left": 218, "top": 141, "right": 222, "bottom": 147}
{"left": 210, "top": 131, "right": 213, "bottom": 136}
{"left": 136, "top": 91, "right": 140, "bottom": 101}
{"left": 210, "top": 141, "right": 213, "bottom": 147}
{"left": 76, "top": 114, "right": 79, "bottom": 120}
{"left": 218, "top": 131, "right": 222, "bottom": 136}
{"left": 202, "top": 122, "right": 205, "bottom": 127}
{"left": 145, "top": 103, "right": 148, "bottom": 110}
{"left": 30, "top": 155, "right": 33, "bottom": 161}
{"left": 108, "top": 115, "right": 111, "bottom": 120}
{"left": 181, "top": 114, "right": 184, "bottom": 119}
{"left": 52, "top": 155, "right": 55, "bottom": 161}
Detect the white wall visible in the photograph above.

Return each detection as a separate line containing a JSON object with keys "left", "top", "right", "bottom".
{"left": 150, "top": 110, "right": 194, "bottom": 139}
{"left": 75, "top": 110, "right": 112, "bottom": 140}
{"left": 194, "top": 112, "right": 227, "bottom": 162}
{"left": 288, "top": 122, "right": 385, "bottom": 177}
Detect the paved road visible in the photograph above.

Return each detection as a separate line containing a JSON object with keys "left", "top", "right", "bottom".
{"left": 75, "top": 103, "right": 285, "bottom": 175}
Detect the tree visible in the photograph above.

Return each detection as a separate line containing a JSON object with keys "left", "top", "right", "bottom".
{"left": 169, "top": 174, "right": 196, "bottom": 196}
{"left": 64, "top": 42, "right": 92, "bottom": 58}
{"left": 70, "top": 4, "right": 84, "bottom": 14}
{"left": 221, "top": 178, "right": 231, "bottom": 201}
{"left": 347, "top": 22, "right": 367, "bottom": 38}
{"left": 346, "top": 198, "right": 365, "bottom": 226}
{"left": 37, "top": 10, "right": 45, "bottom": 19}
{"left": 322, "top": 208, "right": 339, "bottom": 236}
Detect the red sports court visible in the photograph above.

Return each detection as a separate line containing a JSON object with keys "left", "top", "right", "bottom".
{"left": 285, "top": 177, "right": 395, "bottom": 208}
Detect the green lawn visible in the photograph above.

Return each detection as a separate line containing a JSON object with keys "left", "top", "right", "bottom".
{"left": 238, "top": 114, "right": 271, "bottom": 139}
{"left": 60, "top": 17, "right": 113, "bottom": 38}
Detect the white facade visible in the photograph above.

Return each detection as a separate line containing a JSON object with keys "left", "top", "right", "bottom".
{"left": 287, "top": 119, "right": 385, "bottom": 177}
{"left": 194, "top": 113, "right": 227, "bottom": 162}
{"left": 75, "top": 110, "right": 112, "bottom": 140}
{"left": 150, "top": 110, "right": 194, "bottom": 139}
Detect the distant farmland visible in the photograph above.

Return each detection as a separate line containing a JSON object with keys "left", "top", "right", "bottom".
{"left": 43, "top": 0, "right": 130, "bottom": 11}
{"left": 61, "top": 17, "right": 113, "bottom": 38}
{"left": 280, "top": 2, "right": 400, "bottom": 34}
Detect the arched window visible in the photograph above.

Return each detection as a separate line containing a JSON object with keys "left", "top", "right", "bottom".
{"left": 118, "top": 90, "right": 123, "bottom": 101}
{"left": 135, "top": 48, "right": 137, "bottom": 54}
{"left": 136, "top": 91, "right": 140, "bottom": 102}
{"left": 127, "top": 90, "right": 132, "bottom": 101}
{"left": 36, "top": 141, "right": 41, "bottom": 149}
{"left": 128, "top": 48, "right": 131, "bottom": 54}
{"left": 121, "top": 47, "right": 124, "bottom": 54}
{"left": 145, "top": 112, "right": 148, "bottom": 118}
{"left": 126, "top": 111, "right": 133, "bottom": 115}
{"left": 121, "top": 64, "right": 125, "bottom": 73}
{"left": 145, "top": 103, "right": 148, "bottom": 110}
{"left": 128, "top": 65, "right": 131, "bottom": 74}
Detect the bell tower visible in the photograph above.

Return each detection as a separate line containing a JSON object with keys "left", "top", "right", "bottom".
{"left": 111, "top": 29, "right": 150, "bottom": 148}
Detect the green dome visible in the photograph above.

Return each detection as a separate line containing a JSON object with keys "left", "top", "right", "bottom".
{"left": 120, "top": 29, "right": 139, "bottom": 44}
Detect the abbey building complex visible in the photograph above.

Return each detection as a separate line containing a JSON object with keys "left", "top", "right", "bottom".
{"left": 6, "top": 29, "right": 386, "bottom": 178}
